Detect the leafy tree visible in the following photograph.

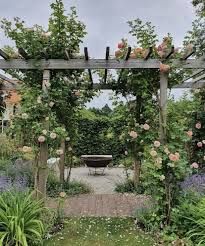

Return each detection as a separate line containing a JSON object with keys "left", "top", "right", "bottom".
{"left": 192, "top": 0, "right": 205, "bottom": 16}
{"left": 0, "top": 0, "right": 93, "bottom": 197}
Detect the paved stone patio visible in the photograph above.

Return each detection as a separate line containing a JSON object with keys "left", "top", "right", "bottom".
{"left": 68, "top": 167, "right": 132, "bottom": 194}
{"left": 47, "top": 193, "right": 149, "bottom": 217}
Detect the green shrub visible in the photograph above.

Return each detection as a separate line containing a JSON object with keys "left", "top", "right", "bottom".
{"left": 0, "top": 134, "right": 17, "bottom": 160}
{"left": 186, "top": 197, "right": 205, "bottom": 245}
{"left": 115, "top": 179, "right": 144, "bottom": 194}
{"left": 0, "top": 191, "right": 45, "bottom": 245}
{"left": 133, "top": 204, "right": 160, "bottom": 232}
{"left": 47, "top": 175, "right": 91, "bottom": 197}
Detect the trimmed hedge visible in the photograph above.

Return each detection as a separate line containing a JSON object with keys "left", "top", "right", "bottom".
{"left": 75, "top": 109, "right": 126, "bottom": 163}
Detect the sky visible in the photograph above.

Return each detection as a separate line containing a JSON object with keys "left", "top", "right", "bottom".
{"left": 0, "top": 0, "right": 196, "bottom": 108}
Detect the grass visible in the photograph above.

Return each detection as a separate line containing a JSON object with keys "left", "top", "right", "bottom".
{"left": 44, "top": 217, "right": 156, "bottom": 246}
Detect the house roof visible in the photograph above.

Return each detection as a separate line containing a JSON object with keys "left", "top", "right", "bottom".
{"left": 5, "top": 90, "right": 21, "bottom": 104}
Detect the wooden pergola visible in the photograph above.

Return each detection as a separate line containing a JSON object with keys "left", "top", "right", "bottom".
{"left": 1, "top": 45, "right": 205, "bottom": 198}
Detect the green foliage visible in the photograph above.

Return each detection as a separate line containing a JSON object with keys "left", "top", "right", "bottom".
{"left": 141, "top": 134, "right": 190, "bottom": 227}
{"left": 115, "top": 179, "right": 144, "bottom": 194}
{"left": 186, "top": 197, "right": 205, "bottom": 245}
{"left": 0, "top": 0, "right": 93, "bottom": 155}
{"left": 75, "top": 108, "right": 126, "bottom": 162}
{"left": 192, "top": 0, "right": 205, "bottom": 16}
{"left": 0, "top": 191, "right": 45, "bottom": 245}
{"left": 134, "top": 205, "right": 160, "bottom": 232}
{"left": 47, "top": 174, "right": 91, "bottom": 197}
{"left": 0, "top": 134, "right": 17, "bottom": 160}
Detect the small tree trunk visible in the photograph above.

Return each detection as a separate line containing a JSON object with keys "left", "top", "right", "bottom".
{"left": 133, "top": 159, "right": 140, "bottom": 185}
{"left": 59, "top": 139, "right": 65, "bottom": 183}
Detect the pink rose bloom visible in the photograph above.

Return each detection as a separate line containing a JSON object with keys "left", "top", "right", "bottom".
{"left": 143, "top": 124, "right": 150, "bottom": 130}
{"left": 154, "top": 141, "right": 160, "bottom": 148}
{"left": 38, "top": 135, "right": 46, "bottom": 143}
{"left": 191, "top": 162, "right": 199, "bottom": 169}
{"left": 197, "top": 142, "right": 203, "bottom": 147}
{"left": 169, "top": 153, "right": 179, "bottom": 162}
{"left": 195, "top": 122, "right": 201, "bottom": 129}
{"left": 186, "top": 130, "right": 193, "bottom": 137}
{"left": 129, "top": 131, "right": 138, "bottom": 139}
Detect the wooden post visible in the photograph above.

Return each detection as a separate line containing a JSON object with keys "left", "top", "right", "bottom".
{"left": 159, "top": 72, "right": 168, "bottom": 144}
{"left": 133, "top": 159, "right": 140, "bottom": 185}
{"left": 34, "top": 70, "right": 50, "bottom": 199}
{"left": 59, "top": 139, "right": 65, "bottom": 183}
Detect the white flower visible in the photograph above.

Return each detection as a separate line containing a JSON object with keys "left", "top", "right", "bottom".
{"left": 45, "top": 117, "right": 49, "bottom": 121}
{"left": 50, "top": 132, "right": 57, "bottom": 139}
{"left": 44, "top": 81, "right": 51, "bottom": 88}
{"left": 68, "top": 147, "right": 72, "bottom": 152}
{"left": 143, "top": 123, "right": 150, "bottom": 130}
{"left": 22, "top": 146, "right": 32, "bottom": 153}
{"left": 125, "top": 150, "right": 128, "bottom": 155}
{"left": 164, "top": 147, "right": 170, "bottom": 155}
{"left": 59, "top": 191, "right": 66, "bottom": 198}
{"left": 203, "top": 140, "right": 205, "bottom": 144}
{"left": 37, "top": 96, "right": 42, "bottom": 104}
{"left": 167, "top": 162, "right": 175, "bottom": 168}
{"left": 38, "top": 135, "right": 46, "bottom": 143}
{"left": 56, "top": 149, "right": 64, "bottom": 155}
{"left": 42, "top": 31, "right": 51, "bottom": 38}
{"left": 150, "top": 149, "right": 157, "bottom": 157}
{"left": 129, "top": 131, "right": 138, "bottom": 139}
{"left": 22, "top": 113, "right": 29, "bottom": 119}
{"left": 42, "top": 129, "right": 47, "bottom": 135}
{"left": 156, "top": 157, "right": 162, "bottom": 164}
{"left": 159, "top": 175, "right": 165, "bottom": 181}
{"left": 49, "top": 101, "right": 55, "bottom": 107}
{"left": 154, "top": 141, "right": 160, "bottom": 148}
{"left": 66, "top": 137, "right": 70, "bottom": 141}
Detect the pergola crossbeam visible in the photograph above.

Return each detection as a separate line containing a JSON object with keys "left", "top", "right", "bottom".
{"left": 0, "top": 58, "right": 205, "bottom": 69}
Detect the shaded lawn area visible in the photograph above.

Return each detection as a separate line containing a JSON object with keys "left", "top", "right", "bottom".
{"left": 44, "top": 217, "right": 156, "bottom": 246}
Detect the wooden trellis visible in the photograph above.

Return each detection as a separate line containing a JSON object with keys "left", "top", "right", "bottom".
{"left": 1, "top": 45, "right": 205, "bottom": 198}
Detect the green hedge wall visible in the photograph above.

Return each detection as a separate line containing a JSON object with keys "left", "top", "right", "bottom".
{"left": 75, "top": 110, "right": 126, "bottom": 163}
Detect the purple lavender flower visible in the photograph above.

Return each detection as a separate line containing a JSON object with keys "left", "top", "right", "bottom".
{"left": 181, "top": 174, "right": 205, "bottom": 194}
{"left": 0, "top": 176, "right": 28, "bottom": 192}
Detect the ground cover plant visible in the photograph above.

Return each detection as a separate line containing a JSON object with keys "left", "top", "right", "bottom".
{"left": 44, "top": 217, "right": 156, "bottom": 246}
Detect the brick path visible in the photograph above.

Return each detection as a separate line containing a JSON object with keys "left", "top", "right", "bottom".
{"left": 47, "top": 194, "right": 150, "bottom": 217}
